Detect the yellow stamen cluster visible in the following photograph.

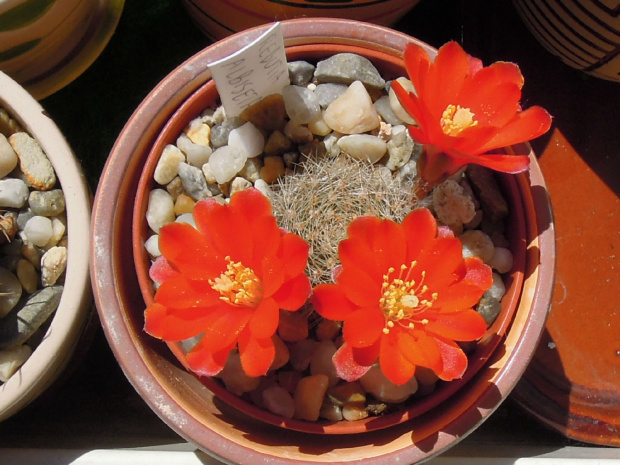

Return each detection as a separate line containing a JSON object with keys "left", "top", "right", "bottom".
{"left": 441, "top": 104, "right": 478, "bottom": 136}
{"left": 209, "top": 256, "right": 262, "bottom": 307}
{"left": 379, "top": 261, "right": 437, "bottom": 334}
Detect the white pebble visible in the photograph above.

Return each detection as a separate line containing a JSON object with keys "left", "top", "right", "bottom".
{"left": 337, "top": 134, "right": 387, "bottom": 164}
{"left": 41, "top": 246, "right": 67, "bottom": 286}
{"left": 0, "top": 178, "right": 29, "bottom": 208}
{"left": 154, "top": 144, "right": 185, "bottom": 185}
{"left": 0, "top": 134, "right": 18, "bottom": 178}
{"left": 146, "top": 188, "right": 175, "bottom": 233}
{"left": 324, "top": 81, "right": 380, "bottom": 134}
{"left": 0, "top": 345, "right": 32, "bottom": 382}
{"left": 388, "top": 77, "right": 416, "bottom": 125}
{"left": 144, "top": 234, "right": 161, "bottom": 257}
{"left": 253, "top": 178, "right": 271, "bottom": 197}
{"left": 45, "top": 216, "right": 66, "bottom": 248}
{"left": 263, "top": 385, "right": 295, "bottom": 419}
{"left": 23, "top": 216, "right": 53, "bottom": 247}
{"left": 0, "top": 267, "right": 22, "bottom": 317}
{"left": 359, "top": 364, "right": 418, "bottom": 403}
{"left": 228, "top": 121, "right": 265, "bottom": 158}
{"left": 175, "top": 212, "right": 196, "bottom": 226}
{"left": 208, "top": 145, "right": 247, "bottom": 184}
{"left": 282, "top": 85, "right": 321, "bottom": 125}
{"left": 460, "top": 229, "right": 495, "bottom": 263}
{"left": 488, "top": 272, "right": 507, "bottom": 301}
{"left": 177, "top": 134, "right": 212, "bottom": 167}
{"left": 487, "top": 247, "right": 514, "bottom": 274}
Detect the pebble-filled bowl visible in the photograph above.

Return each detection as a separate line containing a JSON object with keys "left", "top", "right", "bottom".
{"left": 92, "top": 19, "right": 555, "bottom": 464}
{"left": 0, "top": 71, "right": 92, "bottom": 421}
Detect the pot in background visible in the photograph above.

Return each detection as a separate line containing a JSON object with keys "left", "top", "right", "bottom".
{"left": 91, "top": 18, "right": 555, "bottom": 464}
{"left": 0, "top": 0, "right": 124, "bottom": 99}
{"left": 180, "top": 0, "right": 421, "bottom": 41}
{"left": 513, "top": 0, "right": 620, "bottom": 82}
{"left": 0, "top": 70, "right": 93, "bottom": 421}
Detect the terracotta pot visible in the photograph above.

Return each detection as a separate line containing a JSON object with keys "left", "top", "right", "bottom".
{"left": 0, "top": 71, "right": 93, "bottom": 421}
{"left": 513, "top": 0, "right": 620, "bottom": 82}
{"left": 180, "top": 0, "right": 421, "bottom": 41}
{"left": 92, "top": 18, "right": 555, "bottom": 463}
{"left": 0, "top": 0, "right": 124, "bottom": 99}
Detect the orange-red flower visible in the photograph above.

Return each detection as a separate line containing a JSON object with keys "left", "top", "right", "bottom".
{"left": 144, "top": 188, "right": 311, "bottom": 378}
{"left": 311, "top": 208, "right": 491, "bottom": 386}
{"left": 392, "top": 41, "right": 552, "bottom": 194}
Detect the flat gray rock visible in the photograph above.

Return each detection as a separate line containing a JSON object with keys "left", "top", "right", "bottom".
{"left": 314, "top": 53, "right": 386, "bottom": 90}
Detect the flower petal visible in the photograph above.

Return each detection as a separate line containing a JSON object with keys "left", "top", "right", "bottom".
{"left": 193, "top": 197, "right": 253, "bottom": 265}
{"left": 425, "top": 309, "right": 487, "bottom": 341}
{"left": 336, "top": 265, "right": 382, "bottom": 307}
{"left": 332, "top": 342, "right": 373, "bottom": 382}
{"left": 248, "top": 297, "right": 280, "bottom": 339}
{"left": 149, "top": 256, "right": 180, "bottom": 284}
{"left": 154, "top": 275, "right": 220, "bottom": 309}
{"left": 401, "top": 208, "right": 438, "bottom": 260}
{"left": 187, "top": 340, "right": 234, "bottom": 377}
{"left": 271, "top": 273, "right": 311, "bottom": 311}
{"left": 144, "top": 302, "right": 219, "bottom": 341}
{"left": 199, "top": 306, "right": 253, "bottom": 352}
{"left": 343, "top": 306, "right": 385, "bottom": 348}
{"left": 379, "top": 332, "right": 416, "bottom": 385}
{"left": 277, "top": 232, "right": 310, "bottom": 279}
{"left": 311, "top": 283, "right": 356, "bottom": 321}
{"left": 435, "top": 337, "right": 469, "bottom": 381}
{"left": 238, "top": 328, "right": 275, "bottom": 377}
{"left": 425, "top": 41, "right": 470, "bottom": 118}
{"left": 159, "top": 222, "right": 222, "bottom": 277}
{"left": 403, "top": 42, "right": 431, "bottom": 97}
{"left": 477, "top": 106, "right": 552, "bottom": 153}
{"left": 398, "top": 330, "right": 443, "bottom": 375}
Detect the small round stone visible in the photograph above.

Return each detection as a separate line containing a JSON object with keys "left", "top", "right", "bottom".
{"left": 208, "top": 145, "right": 247, "bottom": 184}
{"left": 0, "top": 178, "right": 29, "bottom": 208}
{"left": 0, "top": 134, "right": 18, "bottom": 179}
{"left": 23, "top": 216, "right": 53, "bottom": 247}
{"left": 228, "top": 122, "right": 265, "bottom": 158}
{"left": 28, "top": 189, "right": 66, "bottom": 216}
{"left": 40, "top": 246, "right": 67, "bottom": 287}
{"left": 146, "top": 189, "right": 175, "bottom": 233}
{"left": 154, "top": 144, "right": 185, "bottom": 185}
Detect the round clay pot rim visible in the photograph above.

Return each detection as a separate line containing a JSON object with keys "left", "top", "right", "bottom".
{"left": 92, "top": 18, "right": 555, "bottom": 464}
{"left": 0, "top": 70, "right": 93, "bottom": 421}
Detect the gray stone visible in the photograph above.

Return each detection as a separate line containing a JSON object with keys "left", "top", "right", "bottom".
{"left": 315, "top": 83, "right": 348, "bottom": 108}
{"left": 210, "top": 117, "right": 244, "bottom": 148}
{"left": 0, "top": 178, "right": 29, "bottom": 208}
{"left": 288, "top": 61, "right": 315, "bottom": 86}
{"left": 0, "top": 285, "right": 62, "bottom": 350}
{"left": 177, "top": 162, "right": 210, "bottom": 201}
{"left": 314, "top": 53, "right": 386, "bottom": 91}
{"left": 476, "top": 294, "right": 501, "bottom": 327}
{"left": 28, "top": 189, "right": 66, "bottom": 216}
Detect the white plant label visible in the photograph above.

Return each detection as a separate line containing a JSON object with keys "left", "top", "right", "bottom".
{"left": 208, "top": 22, "right": 290, "bottom": 118}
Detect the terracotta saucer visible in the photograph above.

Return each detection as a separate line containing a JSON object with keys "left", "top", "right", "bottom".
{"left": 512, "top": 128, "right": 620, "bottom": 447}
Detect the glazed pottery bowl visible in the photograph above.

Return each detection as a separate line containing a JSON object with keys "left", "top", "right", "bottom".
{"left": 92, "top": 19, "right": 555, "bottom": 464}
{"left": 181, "top": 0, "right": 421, "bottom": 41}
{"left": 0, "top": 71, "right": 93, "bottom": 421}
{"left": 0, "top": 0, "right": 124, "bottom": 99}
{"left": 513, "top": 0, "right": 620, "bottom": 82}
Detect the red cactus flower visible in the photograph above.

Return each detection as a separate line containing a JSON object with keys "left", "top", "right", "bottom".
{"left": 144, "top": 188, "right": 311, "bottom": 378}
{"left": 392, "top": 41, "right": 552, "bottom": 194}
{"left": 311, "top": 208, "right": 491, "bottom": 386}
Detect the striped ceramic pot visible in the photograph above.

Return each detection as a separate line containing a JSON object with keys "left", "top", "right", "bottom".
{"left": 513, "top": 0, "right": 620, "bottom": 82}
{"left": 0, "top": 0, "right": 124, "bottom": 99}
